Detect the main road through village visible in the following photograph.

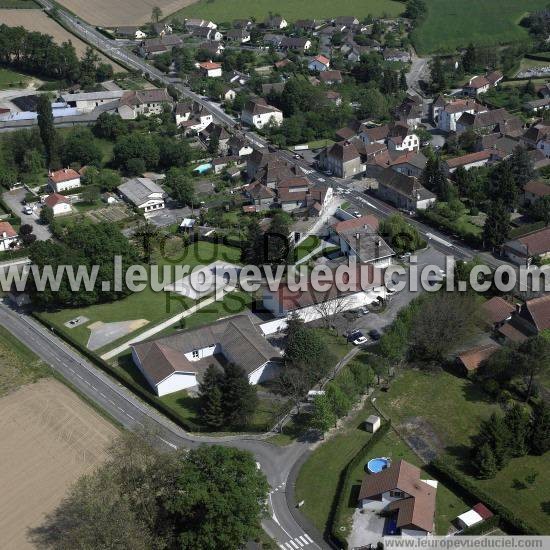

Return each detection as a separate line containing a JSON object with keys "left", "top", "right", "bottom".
{"left": 4, "top": 3, "right": 510, "bottom": 548}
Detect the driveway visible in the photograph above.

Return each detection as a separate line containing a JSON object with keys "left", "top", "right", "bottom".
{"left": 348, "top": 508, "right": 386, "bottom": 549}
{"left": 2, "top": 188, "right": 51, "bottom": 241}
{"left": 147, "top": 202, "right": 192, "bottom": 228}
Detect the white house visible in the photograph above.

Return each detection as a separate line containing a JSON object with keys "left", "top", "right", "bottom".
{"left": 175, "top": 102, "right": 213, "bottom": 132}
{"left": 0, "top": 221, "right": 18, "bottom": 251}
{"left": 266, "top": 15, "right": 288, "bottom": 29}
{"left": 48, "top": 168, "right": 81, "bottom": 193}
{"left": 131, "top": 315, "right": 282, "bottom": 396}
{"left": 358, "top": 460, "right": 437, "bottom": 537}
{"left": 117, "top": 89, "right": 173, "bottom": 120}
{"left": 118, "top": 177, "right": 166, "bottom": 213}
{"left": 308, "top": 55, "right": 330, "bottom": 72}
{"left": 388, "top": 132, "right": 419, "bottom": 153}
{"left": 241, "top": 98, "right": 283, "bottom": 129}
{"left": 437, "top": 99, "right": 486, "bottom": 133}
{"left": 197, "top": 60, "right": 223, "bottom": 78}
{"left": 44, "top": 193, "right": 72, "bottom": 216}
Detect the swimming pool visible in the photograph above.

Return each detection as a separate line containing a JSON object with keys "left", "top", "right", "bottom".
{"left": 366, "top": 457, "right": 391, "bottom": 474}
{"left": 194, "top": 163, "right": 212, "bottom": 174}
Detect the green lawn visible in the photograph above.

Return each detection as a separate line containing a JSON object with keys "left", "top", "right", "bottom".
{"left": 293, "top": 235, "right": 321, "bottom": 262}
{"left": 0, "top": 67, "right": 31, "bottom": 90}
{"left": 0, "top": 325, "right": 49, "bottom": 397}
{"left": 295, "top": 402, "right": 469, "bottom": 538}
{"left": 516, "top": 57, "right": 550, "bottom": 75}
{"left": 40, "top": 242, "right": 243, "bottom": 353}
{"left": 412, "top": 0, "right": 548, "bottom": 54}
{"left": 168, "top": 0, "right": 403, "bottom": 24}
{"left": 374, "top": 368, "right": 550, "bottom": 534}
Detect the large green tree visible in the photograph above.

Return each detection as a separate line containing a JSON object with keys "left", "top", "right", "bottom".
{"left": 483, "top": 200, "right": 510, "bottom": 249}
{"left": 37, "top": 94, "right": 58, "bottom": 167}
{"left": 222, "top": 363, "right": 258, "bottom": 427}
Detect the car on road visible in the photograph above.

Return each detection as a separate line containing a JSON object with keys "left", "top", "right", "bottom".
{"left": 348, "top": 330, "right": 367, "bottom": 345}
{"left": 353, "top": 211, "right": 361, "bottom": 218}
{"left": 368, "top": 329, "right": 381, "bottom": 340}
{"left": 22, "top": 206, "right": 33, "bottom": 215}
{"left": 360, "top": 307, "right": 370, "bottom": 315}
{"left": 318, "top": 177, "right": 325, "bottom": 182}
{"left": 352, "top": 334, "right": 368, "bottom": 345}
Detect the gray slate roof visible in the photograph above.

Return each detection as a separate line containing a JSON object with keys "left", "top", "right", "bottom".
{"left": 118, "top": 177, "right": 165, "bottom": 206}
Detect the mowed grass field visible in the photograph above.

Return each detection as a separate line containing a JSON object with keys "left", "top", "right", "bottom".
{"left": 412, "top": 0, "right": 548, "bottom": 54}
{"left": 171, "top": 0, "right": 403, "bottom": 24}
{"left": 0, "top": 9, "right": 125, "bottom": 70}
{"left": 0, "top": 67, "right": 31, "bottom": 90}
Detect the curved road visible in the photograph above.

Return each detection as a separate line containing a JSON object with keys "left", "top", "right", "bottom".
{"left": 0, "top": 304, "right": 328, "bottom": 550}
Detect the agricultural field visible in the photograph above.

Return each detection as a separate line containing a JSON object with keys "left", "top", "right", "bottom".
{"left": 412, "top": 0, "right": 548, "bottom": 54}
{"left": 0, "top": 9, "right": 125, "bottom": 70}
{"left": 55, "top": 0, "right": 197, "bottom": 26}
{"left": 0, "top": 0, "right": 36, "bottom": 8}
{"left": 0, "top": 326, "right": 118, "bottom": 549}
{"left": 170, "top": 0, "right": 403, "bottom": 25}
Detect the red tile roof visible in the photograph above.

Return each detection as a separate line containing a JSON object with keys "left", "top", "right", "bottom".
{"left": 312, "top": 54, "right": 330, "bottom": 65}
{"left": 333, "top": 215, "right": 380, "bottom": 233}
{"left": 516, "top": 226, "right": 550, "bottom": 257}
{"left": 457, "top": 343, "right": 501, "bottom": 371}
{"left": 0, "top": 221, "right": 17, "bottom": 238}
{"left": 481, "top": 297, "right": 515, "bottom": 325}
{"left": 524, "top": 179, "right": 550, "bottom": 198}
{"left": 199, "top": 61, "right": 221, "bottom": 70}
{"left": 445, "top": 150, "right": 492, "bottom": 169}
{"left": 524, "top": 293, "right": 550, "bottom": 331}
{"left": 44, "top": 193, "right": 70, "bottom": 207}
{"left": 472, "top": 503, "right": 494, "bottom": 520}
{"left": 49, "top": 168, "right": 80, "bottom": 184}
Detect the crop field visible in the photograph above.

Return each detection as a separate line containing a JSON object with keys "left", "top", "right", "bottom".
{"left": 170, "top": 0, "right": 403, "bottom": 24}
{"left": 0, "top": 9, "right": 124, "bottom": 69}
{"left": 412, "top": 0, "right": 548, "bottom": 54}
{"left": 55, "top": 0, "right": 197, "bottom": 26}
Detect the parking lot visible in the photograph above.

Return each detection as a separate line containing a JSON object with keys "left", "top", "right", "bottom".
{"left": 2, "top": 188, "right": 51, "bottom": 241}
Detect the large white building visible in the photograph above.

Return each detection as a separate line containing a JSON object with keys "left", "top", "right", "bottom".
{"left": 131, "top": 315, "right": 282, "bottom": 396}
{"left": 241, "top": 98, "right": 283, "bottom": 129}
{"left": 118, "top": 177, "right": 166, "bottom": 213}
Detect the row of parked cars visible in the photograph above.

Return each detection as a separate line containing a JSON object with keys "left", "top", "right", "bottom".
{"left": 347, "top": 328, "right": 381, "bottom": 346}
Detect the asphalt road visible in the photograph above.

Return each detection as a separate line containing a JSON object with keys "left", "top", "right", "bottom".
{"left": 0, "top": 303, "right": 327, "bottom": 550}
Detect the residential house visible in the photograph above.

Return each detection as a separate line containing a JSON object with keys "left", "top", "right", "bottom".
{"left": 280, "top": 37, "right": 312, "bottom": 52}
{"left": 463, "top": 71, "right": 503, "bottom": 97}
{"left": 359, "top": 124, "right": 390, "bottom": 145}
{"left": 502, "top": 226, "right": 550, "bottom": 265}
{"left": 330, "top": 217, "right": 394, "bottom": 267}
{"left": 199, "top": 40, "right": 224, "bottom": 57}
{"left": 190, "top": 26, "right": 223, "bottom": 41}
{"left": 131, "top": 315, "right": 282, "bottom": 396}
{"left": 521, "top": 122, "right": 550, "bottom": 157}
{"left": 395, "top": 95, "right": 423, "bottom": 129}
{"left": 482, "top": 296, "right": 515, "bottom": 329}
{"left": 226, "top": 28, "right": 250, "bottom": 43}
{"left": 523, "top": 179, "right": 550, "bottom": 205}
{"left": 139, "top": 34, "right": 182, "bottom": 57}
{"left": 228, "top": 135, "right": 253, "bottom": 157}
{"left": 265, "top": 15, "right": 288, "bottom": 29}
{"left": 115, "top": 26, "right": 146, "bottom": 40}
{"left": 198, "top": 61, "right": 222, "bottom": 78}
{"left": 384, "top": 150, "right": 427, "bottom": 178}
{"left": 523, "top": 97, "right": 550, "bottom": 114}
{"left": 233, "top": 19, "right": 252, "bottom": 29}
{"left": 436, "top": 98, "right": 486, "bottom": 133}
{"left": 200, "top": 123, "right": 231, "bottom": 154}
{"left": 295, "top": 19, "right": 323, "bottom": 31}
{"left": 241, "top": 98, "right": 283, "bottom": 129}
{"left": 261, "top": 82, "right": 285, "bottom": 95}
{"left": 227, "top": 70, "right": 250, "bottom": 86}
{"left": 246, "top": 147, "right": 273, "bottom": 180}
{"left": 383, "top": 48, "right": 411, "bottom": 63}
{"left": 376, "top": 168, "right": 436, "bottom": 212}
{"left": 48, "top": 168, "right": 81, "bottom": 192}
{"left": 475, "top": 133, "right": 519, "bottom": 156}
{"left": 211, "top": 155, "right": 244, "bottom": 174}
{"left": 318, "top": 140, "right": 363, "bottom": 178}
{"left": 333, "top": 16, "right": 359, "bottom": 29}
{"left": 185, "top": 18, "right": 217, "bottom": 29}
{"left": 263, "top": 266, "right": 385, "bottom": 323}
{"left": 243, "top": 181, "right": 276, "bottom": 211}
{"left": 325, "top": 91, "right": 342, "bottom": 106}
{"left": 118, "top": 177, "right": 166, "bottom": 213}
{"left": 117, "top": 89, "right": 172, "bottom": 120}
{"left": 387, "top": 123, "right": 419, "bottom": 153}
{"left": 457, "top": 343, "right": 501, "bottom": 376}
{"left": 319, "top": 70, "right": 343, "bottom": 85}
{"left": 44, "top": 193, "right": 72, "bottom": 216}
{"left": 175, "top": 101, "right": 213, "bottom": 132}
{"left": 358, "top": 459, "right": 437, "bottom": 537}
{"left": 456, "top": 108, "right": 523, "bottom": 137}
{"left": 498, "top": 294, "right": 550, "bottom": 343}
{"left": 308, "top": 55, "right": 330, "bottom": 72}
{"left": 0, "top": 221, "right": 18, "bottom": 251}
{"left": 263, "top": 34, "right": 284, "bottom": 48}
{"left": 443, "top": 150, "right": 494, "bottom": 174}
{"left": 218, "top": 85, "right": 236, "bottom": 102}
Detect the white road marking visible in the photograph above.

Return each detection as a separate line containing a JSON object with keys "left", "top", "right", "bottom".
{"left": 299, "top": 536, "right": 309, "bottom": 545}
{"left": 295, "top": 537, "right": 304, "bottom": 546}
{"left": 304, "top": 534, "right": 313, "bottom": 543}
{"left": 289, "top": 541, "right": 299, "bottom": 549}
{"left": 157, "top": 436, "right": 178, "bottom": 450}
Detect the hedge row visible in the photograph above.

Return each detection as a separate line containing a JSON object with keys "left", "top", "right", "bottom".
{"left": 31, "top": 311, "right": 205, "bottom": 432}
{"left": 417, "top": 210, "right": 482, "bottom": 247}
{"left": 329, "top": 421, "right": 392, "bottom": 549}
{"left": 524, "top": 53, "right": 550, "bottom": 62}
{"left": 429, "top": 459, "right": 540, "bottom": 536}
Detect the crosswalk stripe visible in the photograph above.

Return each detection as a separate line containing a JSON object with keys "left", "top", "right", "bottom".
{"left": 295, "top": 538, "right": 304, "bottom": 547}
{"left": 279, "top": 545, "right": 286, "bottom": 550}
{"left": 299, "top": 535, "right": 309, "bottom": 545}
{"left": 289, "top": 541, "right": 299, "bottom": 549}
{"left": 304, "top": 534, "right": 313, "bottom": 543}
{"left": 285, "top": 543, "right": 294, "bottom": 550}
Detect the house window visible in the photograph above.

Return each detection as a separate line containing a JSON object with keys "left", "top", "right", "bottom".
{"left": 192, "top": 350, "right": 199, "bottom": 358}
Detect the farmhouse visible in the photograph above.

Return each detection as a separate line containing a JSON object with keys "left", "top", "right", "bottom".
{"left": 0, "top": 221, "right": 18, "bottom": 252}
{"left": 48, "top": 168, "right": 81, "bottom": 192}
{"left": 226, "top": 28, "right": 250, "bottom": 43}
{"left": 190, "top": 26, "right": 222, "bottom": 41}
{"left": 44, "top": 193, "right": 72, "bottom": 216}
{"left": 280, "top": 37, "right": 312, "bottom": 52}
{"left": 118, "top": 177, "right": 166, "bottom": 213}
{"left": 131, "top": 315, "right": 282, "bottom": 396}
{"left": 241, "top": 98, "right": 283, "bottom": 129}
{"left": 117, "top": 89, "right": 173, "bottom": 119}
{"left": 115, "top": 26, "right": 146, "bottom": 39}
{"left": 265, "top": 15, "right": 288, "bottom": 29}
{"left": 358, "top": 459, "right": 437, "bottom": 537}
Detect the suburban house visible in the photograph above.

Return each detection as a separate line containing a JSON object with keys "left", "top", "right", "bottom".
{"left": 48, "top": 168, "right": 81, "bottom": 192}
{"left": 115, "top": 26, "right": 147, "bottom": 39}
{"left": 456, "top": 108, "right": 523, "bottom": 137}
{"left": 523, "top": 179, "right": 550, "bottom": 205}
{"left": 175, "top": 101, "right": 213, "bottom": 132}
{"left": 457, "top": 343, "right": 501, "bottom": 376}
{"left": 443, "top": 150, "right": 494, "bottom": 174}
{"left": 482, "top": 296, "right": 515, "bottom": 329}
{"left": 376, "top": 168, "right": 436, "bottom": 212}
{"left": 329, "top": 216, "right": 394, "bottom": 267}
{"left": 139, "top": 34, "right": 183, "bottom": 57}
{"left": 44, "top": 193, "right": 72, "bottom": 216}
{"left": 241, "top": 98, "right": 283, "bottom": 129}
{"left": 131, "top": 315, "right": 282, "bottom": 396}
{"left": 498, "top": 294, "right": 550, "bottom": 343}
{"left": 226, "top": 28, "right": 250, "bottom": 43}
{"left": 0, "top": 221, "right": 18, "bottom": 251}
{"left": 319, "top": 70, "right": 343, "bottom": 85}
{"left": 395, "top": 95, "right": 423, "bottom": 129}
{"left": 200, "top": 123, "right": 231, "bottom": 154}
{"left": 521, "top": 123, "right": 550, "bottom": 157}
{"left": 308, "top": 55, "right": 331, "bottom": 72}
{"left": 118, "top": 177, "right": 166, "bottom": 213}
{"left": 117, "top": 89, "right": 173, "bottom": 119}
{"left": 436, "top": 98, "right": 486, "bottom": 133}
{"left": 280, "top": 37, "right": 312, "bottom": 52}
{"left": 358, "top": 459, "right": 437, "bottom": 537}
{"left": 502, "top": 226, "right": 550, "bottom": 265}
{"left": 228, "top": 135, "right": 253, "bottom": 157}
{"left": 462, "top": 71, "right": 503, "bottom": 96}
{"left": 190, "top": 26, "right": 223, "bottom": 41}
{"left": 387, "top": 124, "right": 419, "bottom": 153}
{"left": 262, "top": 266, "right": 386, "bottom": 323}
{"left": 198, "top": 61, "right": 223, "bottom": 78}
{"left": 265, "top": 15, "right": 288, "bottom": 29}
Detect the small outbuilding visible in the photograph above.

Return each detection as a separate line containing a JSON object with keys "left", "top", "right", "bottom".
{"left": 364, "top": 414, "right": 381, "bottom": 433}
{"left": 456, "top": 503, "right": 494, "bottom": 530}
